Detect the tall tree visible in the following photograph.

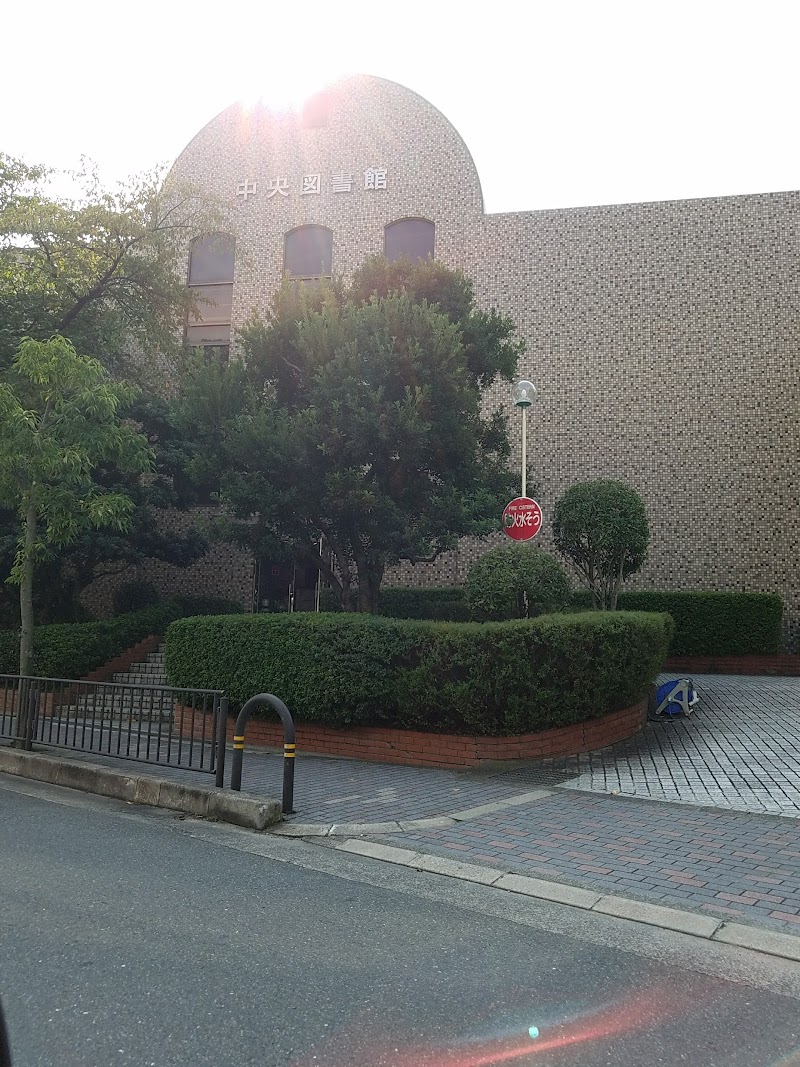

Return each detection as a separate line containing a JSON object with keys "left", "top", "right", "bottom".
{"left": 178, "top": 262, "right": 523, "bottom": 612}
{"left": 0, "top": 152, "right": 229, "bottom": 379}
{"left": 0, "top": 153, "right": 228, "bottom": 616}
{"left": 0, "top": 336, "right": 153, "bottom": 673}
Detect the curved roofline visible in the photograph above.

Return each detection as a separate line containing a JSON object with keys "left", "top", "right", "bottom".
{"left": 352, "top": 73, "right": 485, "bottom": 214}
{"left": 166, "top": 74, "right": 485, "bottom": 214}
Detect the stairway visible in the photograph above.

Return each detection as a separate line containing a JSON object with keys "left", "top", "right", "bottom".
{"left": 74, "top": 645, "right": 174, "bottom": 722}
{"left": 110, "top": 645, "right": 169, "bottom": 687}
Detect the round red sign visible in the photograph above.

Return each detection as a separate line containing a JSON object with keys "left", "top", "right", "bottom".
{"left": 502, "top": 497, "right": 542, "bottom": 541}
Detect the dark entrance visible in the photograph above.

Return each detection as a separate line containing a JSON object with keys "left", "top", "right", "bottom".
{"left": 255, "top": 561, "right": 320, "bottom": 612}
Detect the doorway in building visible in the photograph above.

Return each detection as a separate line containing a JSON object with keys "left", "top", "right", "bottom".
{"left": 255, "top": 561, "right": 320, "bottom": 613}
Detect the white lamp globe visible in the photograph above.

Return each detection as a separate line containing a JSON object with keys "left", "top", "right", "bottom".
{"left": 512, "top": 380, "right": 536, "bottom": 408}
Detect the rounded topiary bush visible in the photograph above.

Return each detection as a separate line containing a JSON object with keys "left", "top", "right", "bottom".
{"left": 465, "top": 545, "right": 571, "bottom": 621}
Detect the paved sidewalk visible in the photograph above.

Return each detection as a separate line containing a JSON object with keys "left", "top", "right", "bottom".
{"left": 7, "top": 672, "right": 800, "bottom": 940}
{"left": 363, "top": 790, "right": 800, "bottom": 936}
{"left": 526, "top": 674, "right": 800, "bottom": 816}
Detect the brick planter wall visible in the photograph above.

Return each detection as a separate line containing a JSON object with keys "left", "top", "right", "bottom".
{"left": 175, "top": 699, "right": 646, "bottom": 769}
{"left": 664, "top": 654, "right": 800, "bottom": 676}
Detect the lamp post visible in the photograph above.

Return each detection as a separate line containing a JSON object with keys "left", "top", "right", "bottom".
{"left": 511, "top": 380, "right": 536, "bottom": 498}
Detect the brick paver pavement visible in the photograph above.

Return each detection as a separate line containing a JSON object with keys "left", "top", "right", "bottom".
{"left": 293, "top": 672, "right": 800, "bottom": 938}
{"left": 367, "top": 790, "right": 800, "bottom": 935}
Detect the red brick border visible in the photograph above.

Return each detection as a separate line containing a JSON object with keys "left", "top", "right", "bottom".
{"left": 175, "top": 699, "right": 646, "bottom": 769}
{"left": 664, "top": 654, "right": 800, "bottom": 676}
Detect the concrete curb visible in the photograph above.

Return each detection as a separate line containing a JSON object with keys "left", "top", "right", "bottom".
{"left": 0, "top": 747, "right": 281, "bottom": 831}
{"left": 332, "top": 839, "right": 800, "bottom": 964}
{"left": 270, "top": 788, "right": 554, "bottom": 836}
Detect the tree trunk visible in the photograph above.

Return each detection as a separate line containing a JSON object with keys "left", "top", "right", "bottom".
{"left": 356, "top": 559, "right": 385, "bottom": 614}
{"left": 18, "top": 503, "right": 37, "bottom": 677}
{"left": 15, "top": 504, "right": 37, "bottom": 747}
{"left": 608, "top": 556, "right": 625, "bottom": 611}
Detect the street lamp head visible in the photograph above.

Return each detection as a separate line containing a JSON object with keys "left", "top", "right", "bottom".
{"left": 512, "top": 380, "right": 536, "bottom": 408}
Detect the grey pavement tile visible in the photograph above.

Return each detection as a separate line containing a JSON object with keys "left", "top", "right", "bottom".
{"left": 491, "top": 674, "right": 800, "bottom": 821}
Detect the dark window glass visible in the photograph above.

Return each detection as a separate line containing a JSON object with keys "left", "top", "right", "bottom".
{"left": 187, "top": 234, "right": 235, "bottom": 347}
{"left": 384, "top": 218, "right": 435, "bottom": 263}
{"left": 284, "top": 226, "right": 333, "bottom": 279}
{"left": 188, "top": 234, "right": 235, "bottom": 284}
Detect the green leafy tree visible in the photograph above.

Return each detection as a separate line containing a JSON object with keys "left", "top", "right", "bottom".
{"left": 0, "top": 336, "right": 153, "bottom": 674}
{"left": 0, "top": 154, "right": 227, "bottom": 616}
{"left": 553, "top": 479, "right": 650, "bottom": 610}
{"left": 178, "top": 262, "right": 523, "bottom": 612}
{"left": 465, "top": 544, "right": 571, "bottom": 620}
{"left": 0, "top": 152, "right": 229, "bottom": 378}
{"left": 0, "top": 394, "right": 209, "bottom": 626}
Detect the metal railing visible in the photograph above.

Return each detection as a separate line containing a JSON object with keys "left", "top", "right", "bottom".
{"left": 0, "top": 674, "right": 228, "bottom": 786}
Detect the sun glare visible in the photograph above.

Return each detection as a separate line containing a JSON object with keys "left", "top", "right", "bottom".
{"left": 237, "top": 69, "right": 346, "bottom": 116}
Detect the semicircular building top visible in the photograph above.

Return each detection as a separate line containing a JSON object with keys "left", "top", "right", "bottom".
{"left": 169, "top": 75, "right": 485, "bottom": 288}
{"left": 172, "top": 75, "right": 483, "bottom": 214}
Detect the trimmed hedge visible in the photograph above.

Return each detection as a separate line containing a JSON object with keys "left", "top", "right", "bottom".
{"left": 568, "top": 590, "right": 783, "bottom": 656}
{"left": 319, "top": 586, "right": 471, "bottom": 621}
{"left": 0, "top": 596, "right": 244, "bottom": 678}
{"left": 164, "top": 610, "right": 673, "bottom": 735}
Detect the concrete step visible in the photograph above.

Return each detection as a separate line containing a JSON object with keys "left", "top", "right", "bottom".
{"left": 75, "top": 699, "right": 175, "bottom": 714}
{"left": 112, "top": 673, "right": 169, "bottom": 685}
{"left": 76, "top": 693, "right": 176, "bottom": 707}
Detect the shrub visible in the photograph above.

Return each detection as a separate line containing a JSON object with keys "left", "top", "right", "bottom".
{"left": 465, "top": 545, "right": 571, "bottom": 620}
{"left": 0, "top": 597, "right": 245, "bottom": 678}
{"left": 378, "top": 587, "right": 470, "bottom": 621}
{"left": 567, "top": 590, "right": 782, "bottom": 656}
{"left": 164, "top": 610, "right": 673, "bottom": 735}
{"left": 318, "top": 586, "right": 470, "bottom": 621}
{"left": 171, "top": 594, "right": 245, "bottom": 617}
{"left": 112, "top": 580, "right": 161, "bottom": 615}
{"left": 554, "top": 480, "right": 649, "bottom": 609}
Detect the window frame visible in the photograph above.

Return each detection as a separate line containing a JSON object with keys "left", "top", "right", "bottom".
{"left": 186, "top": 233, "right": 235, "bottom": 348}
{"left": 384, "top": 217, "right": 436, "bottom": 264}
{"left": 284, "top": 224, "right": 334, "bottom": 282}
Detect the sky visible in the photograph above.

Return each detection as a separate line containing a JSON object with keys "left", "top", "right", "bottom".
{"left": 3, "top": 0, "right": 798, "bottom": 214}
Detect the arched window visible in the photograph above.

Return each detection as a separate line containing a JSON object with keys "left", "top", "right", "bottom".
{"left": 384, "top": 218, "right": 435, "bottom": 263}
{"left": 284, "top": 226, "right": 333, "bottom": 281}
{"left": 186, "top": 234, "right": 235, "bottom": 347}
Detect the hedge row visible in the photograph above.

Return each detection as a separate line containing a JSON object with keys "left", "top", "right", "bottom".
{"left": 319, "top": 586, "right": 471, "bottom": 621}
{"left": 0, "top": 595, "right": 243, "bottom": 678}
{"left": 164, "top": 610, "right": 673, "bottom": 735}
{"left": 322, "top": 586, "right": 783, "bottom": 655}
{"left": 568, "top": 590, "right": 783, "bottom": 655}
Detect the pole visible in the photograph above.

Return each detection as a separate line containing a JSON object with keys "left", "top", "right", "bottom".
{"left": 214, "top": 695, "right": 229, "bottom": 788}
{"left": 315, "top": 535, "right": 323, "bottom": 612}
{"left": 521, "top": 406, "right": 527, "bottom": 498}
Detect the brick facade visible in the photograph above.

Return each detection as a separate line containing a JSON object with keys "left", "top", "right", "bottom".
{"left": 175, "top": 699, "right": 647, "bottom": 770}
{"left": 115, "top": 75, "right": 798, "bottom": 645}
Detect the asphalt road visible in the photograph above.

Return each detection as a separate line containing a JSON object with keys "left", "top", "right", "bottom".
{"left": 1, "top": 775, "right": 800, "bottom": 1067}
